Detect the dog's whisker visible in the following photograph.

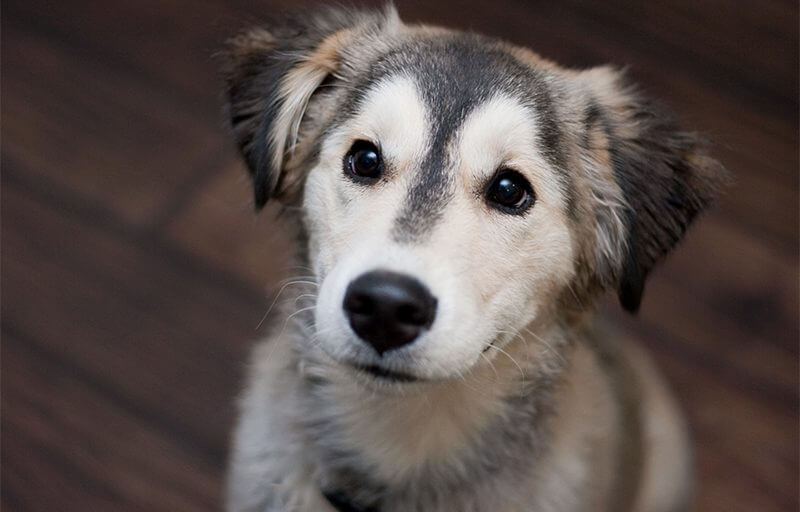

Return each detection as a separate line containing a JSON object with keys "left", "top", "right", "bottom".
{"left": 522, "top": 327, "right": 566, "bottom": 365}
{"left": 274, "top": 305, "right": 318, "bottom": 340}
{"left": 478, "top": 352, "right": 501, "bottom": 387}
{"left": 307, "top": 324, "right": 336, "bottom": 343}
{"left": 260, "top": 304, "right": 321, "bottom": 363}
{"left": 294, "top": 293, "right": 319, "bottom": 306}
{"left": 565, "top": 282, "right": 586, "bottom": 309}
{"left": 279, "top": 269, "right": 317, "bottom": 283}
{"left": 281, "top": 263, "right": 316, "bottom": 271}
{"left": 492, "top": 328, "right": 535, "bottom": 366}
{"left": 256, "top": 279, "right": 319, "bottom": 331}
{"left": 479, "top": 351, "right": 500, "bottom": 378}
{"left": 276, "top": 276, "right": 318, "bottom": 286}
{"left": 484, "top": 342, "right": 526, "bottom": 385}
{"left": 305, "top": 329, "right": 335, "bottom": 353}
{"left": 447, "top": 365, "right": 495, "bottom": 400}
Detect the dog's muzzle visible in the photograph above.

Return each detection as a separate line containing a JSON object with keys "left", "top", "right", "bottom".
{"left": 342, "top": 270, "right": 437, "bottom": 355}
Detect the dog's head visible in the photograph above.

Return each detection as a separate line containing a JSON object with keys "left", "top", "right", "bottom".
{"left": 221, "top": 6, "right": 726, "bottom": 383}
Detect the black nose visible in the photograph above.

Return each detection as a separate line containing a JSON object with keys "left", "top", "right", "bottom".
{"left": 343, "top": 271, "right": 437, "bottom": 355}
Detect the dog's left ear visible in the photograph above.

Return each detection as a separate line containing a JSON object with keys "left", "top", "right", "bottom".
{"left": 220, "top": 6, "right": 401, "bottom": 208}
{"left": 579, "top": 67, "right": 728, "bottom": 312}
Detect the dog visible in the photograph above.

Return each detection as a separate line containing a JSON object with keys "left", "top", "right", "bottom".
{"left": 220, "top": 5, "right": 726, "bottom": 511}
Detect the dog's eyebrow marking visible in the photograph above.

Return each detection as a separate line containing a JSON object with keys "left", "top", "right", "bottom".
{"left": 458, "top": 94, "right": 545, "bottom": 183}
{"left": 351, "top": 76, "right": 429, "bottom": 165}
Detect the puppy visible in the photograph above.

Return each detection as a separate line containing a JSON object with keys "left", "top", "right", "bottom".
{"left": 220, "top": 5, "right": 726, "bottom": 512}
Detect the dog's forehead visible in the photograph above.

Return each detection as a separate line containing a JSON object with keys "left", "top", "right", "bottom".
{"left": 347, "top": 35, "right": 554, "bottom": 124}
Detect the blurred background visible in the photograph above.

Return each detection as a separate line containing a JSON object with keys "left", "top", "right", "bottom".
{"left": 2, "top": 1, "right": 797, "bottom": 511}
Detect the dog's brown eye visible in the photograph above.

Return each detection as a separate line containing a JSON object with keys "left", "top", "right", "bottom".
{"left": 345, "top": 140, "right": 382, "bottom": 181}
{"left": 486, "top": 170, "right": 535, "bottom": 214}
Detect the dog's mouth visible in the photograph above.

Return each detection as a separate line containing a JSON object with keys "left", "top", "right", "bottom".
{"left": 354, "top": 363, "right": 419, "bottom": 383}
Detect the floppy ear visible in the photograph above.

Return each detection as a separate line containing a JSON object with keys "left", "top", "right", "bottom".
{"left": 220, "top": 6, "right": 401, "bottom": 208}
{"left": 579, "top": 67, "right": 728, "bottom": 312}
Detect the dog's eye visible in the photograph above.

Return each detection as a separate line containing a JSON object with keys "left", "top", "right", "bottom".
{"left": 345, "top": 140, "right": 382, "bottom": 181}
{"left": 486, "top": 170, "right": 535, "bottom": 214}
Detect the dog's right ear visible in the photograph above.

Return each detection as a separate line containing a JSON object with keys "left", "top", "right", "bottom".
{"left": 220, "top": 6, "right": 401, "bottom": 208}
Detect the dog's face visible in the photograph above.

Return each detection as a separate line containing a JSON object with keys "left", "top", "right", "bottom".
{"left": 222, "top": 6, "right": 725, "bottom": 383}
{"left": 306, "top": 70, "right": 575, "bottom": 379}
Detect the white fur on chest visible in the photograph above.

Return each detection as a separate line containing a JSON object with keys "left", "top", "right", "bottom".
{"left": 301, "top": 352, "right": 518, "bottom": 485}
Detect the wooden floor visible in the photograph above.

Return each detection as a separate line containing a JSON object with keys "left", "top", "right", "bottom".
{"left": 2, "top": 1, "right": 797, "bottom": 510}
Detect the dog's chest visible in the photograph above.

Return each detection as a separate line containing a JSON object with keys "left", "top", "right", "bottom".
{"left": 298, "top": 371, "right": 553, "bottom": 512}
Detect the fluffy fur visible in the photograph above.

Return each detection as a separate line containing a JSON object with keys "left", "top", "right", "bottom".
{"left": 220, "top": 5, "right": 726, "bottom": 512}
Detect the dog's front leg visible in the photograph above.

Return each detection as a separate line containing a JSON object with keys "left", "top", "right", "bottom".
{"left": 226, "top": 339, "right": 335, "bottom": 512}
{"left": 227, "top": 454, "right": 333, "bottom": 512}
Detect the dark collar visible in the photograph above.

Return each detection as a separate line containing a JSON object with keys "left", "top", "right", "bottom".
{"left": 322, "top": 489, "right": 380, "bottom": 512}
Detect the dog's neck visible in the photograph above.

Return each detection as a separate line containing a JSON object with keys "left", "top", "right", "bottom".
{"left": 296, "top": 321, "right": 573, "bottom": 509}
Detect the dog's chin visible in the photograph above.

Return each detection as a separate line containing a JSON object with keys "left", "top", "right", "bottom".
{"left": 344, "top": 361, "right": 428, "bottom": 391}
{"left": 355, "top": 363, "right": 419, "bottom": 382}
